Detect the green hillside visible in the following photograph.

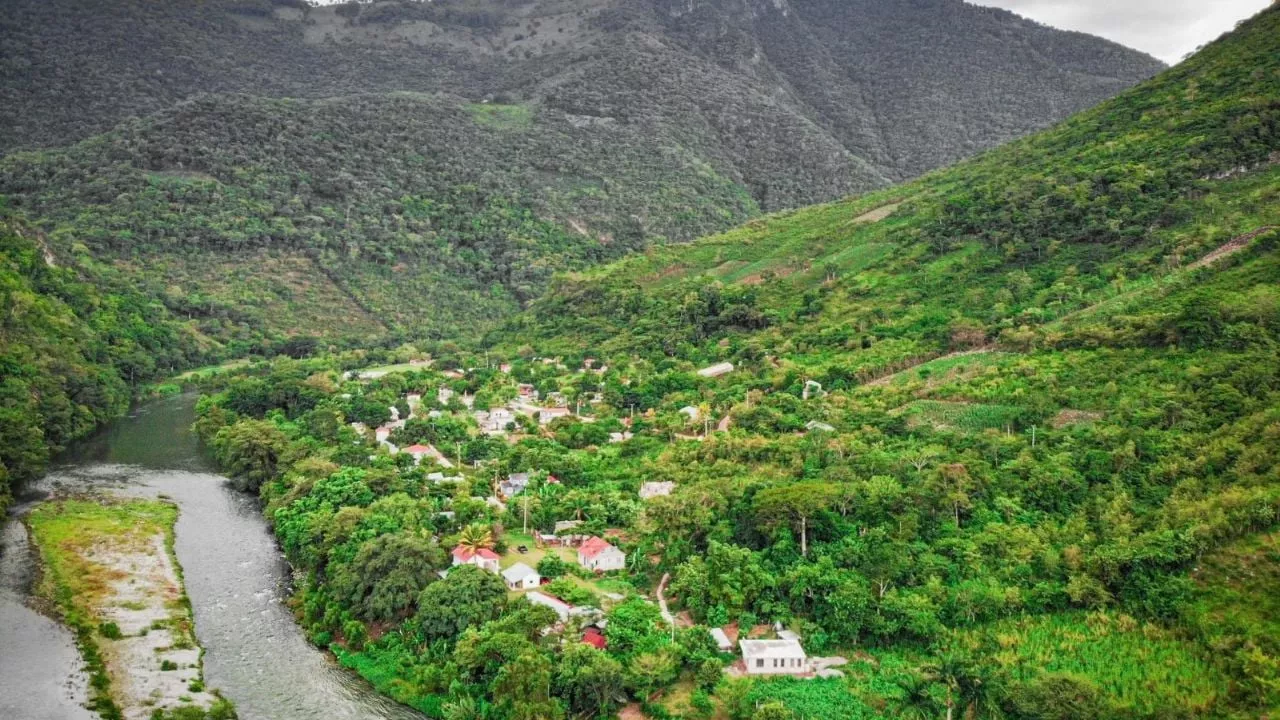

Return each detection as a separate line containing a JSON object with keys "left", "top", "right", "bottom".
{"left": 180, "top": 8, "right": 1280, "bottom": 719}
{"left": 0, "top": 0, "right": 1165, "bottom": 344}
{"left": 0, "top": 208, "right": 214, "bottom": 511}
{"left": 495, "top": 3, "right": 1280, "bottom": 369}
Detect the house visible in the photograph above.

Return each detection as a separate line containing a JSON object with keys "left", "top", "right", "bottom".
{"left": 526, "top": 591, "right": 574, "bottom": 622}
{"left": 802, "top": 380, "right": 824, "bottom": 400}
{"left": 805, "top": 420, "right": 836, "bottom": 433}
{"left": 501, "top": 562, "right": 541, "bottom": 590}
{"left": 452, "top": 546, "right": 501, "bottom": 573}
{"left": 499, "top": 363, "right": 513, "bottom": 374}
{"left": 538, "top": 407, "right": 572, "bottom": 425}
{"left": 438, "top": 387, "right": 455, "bottom": 405}
{"left": 582, "top": 627, "right": 607, "bottom": 650}
{"left": 526, "top": 591, "right": 598, "bottom": 623}
{"left": 609, "top": 432, "right": 634, "bottom": 444}
{"left": 679, "top": 406, "right": 700, "bottom": 421}
{"left": 517, "top": 383, "right": 537, "bottom": 398}
{"left": 443, "top": 369, "right": 465, "bottom": 380}
{"left": 639, "top": 482, "right": 675, "bottom": 500}
{"left": 710, "top": 628, "right": 734, "bottom": 653}
{"left": 740, "top": 639, "right": 808, "bottom": 675}
{"left": 554, "top": 520, "right": 584, "bottom": 535}
{"left": 547, "top": 391, "right": 569, "bottom": 408}
{"left": 480, "top": 408, "right": 516, "bottom": 433}
{"left": 500, "top": 472, "right": 531, "bottom": 497}
{"left": 404, "top": 444, "right": 433, "bottom": 464}
{"left": 578, "top": 536, "right": 626, "bottom": 572}
{"left": 697, "top": 362, "right": 735, "bottom": 378}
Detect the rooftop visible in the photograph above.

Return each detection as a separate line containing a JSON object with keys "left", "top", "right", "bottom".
{"left": 740, "top": 639, "right": 806, "bottom": 660}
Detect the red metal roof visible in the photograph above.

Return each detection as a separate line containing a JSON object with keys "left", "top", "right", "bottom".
{"left": 578, "top": 536, "right": 616, "bottom": 560}
{"left": 582, "top": 628, "right": 607, "bottom": 649}
{"left": 452, "top": 546, "right": 499, "bottom": 561}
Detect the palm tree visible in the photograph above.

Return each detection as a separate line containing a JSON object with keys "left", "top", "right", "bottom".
{"left": 457, "top": 523, "right": 495, "bottom": 553}
{"left": 891, "top": 671, "right": 943, "bottom": 720}
{"left": 565, "top": 493, "right": 591, "bottom": 521}
{"left": 442, "top": 694, "right": 484, "bottom": 720}
{"left": 918, "top": 651, "right": 1004, "bottom": 720}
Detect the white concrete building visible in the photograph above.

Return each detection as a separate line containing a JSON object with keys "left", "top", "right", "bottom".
{"left": 501, "top": 562, "right": 542, "bottom": 590}
{"left": 577, "top": 536, "right": 626, "bottom": 573}
{"left": 740, "top": 639, "right": 808, "bottom": 675}
{"left": 697, "top": 362, "right": 735, "bottom": 378}
{"left": 710, "top": 627, "right": 734, "bottom": 652}
{"left": 639, "top": 482, "right": 675, "bottom": 500}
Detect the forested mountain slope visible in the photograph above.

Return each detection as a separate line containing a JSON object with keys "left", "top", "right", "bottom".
{"left": 0, "top": 0, "right": 1163, "bottom": 341}
{"left": 1, "top": 0, "right": 1163, "bottom": 190}
{"left": 0, "top": 209, "right": 211, "bottom": 512}
{"left": 496, "top": 3, "right": 1280, "bottom": 367}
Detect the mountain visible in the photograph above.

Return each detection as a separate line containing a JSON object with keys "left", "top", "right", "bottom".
{"left": 494, "top": 4, "right": 1280, "bottom": 368}
{"left": 0, "top": 0, "right": 1163, "bottom": 343}
{"left": 185, "top": 7, "right": 1280, "bottom": 718}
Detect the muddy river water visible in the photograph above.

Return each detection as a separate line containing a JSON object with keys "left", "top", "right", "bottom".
{"left": 0, "top": 393, "right": 423, "bottom": 719}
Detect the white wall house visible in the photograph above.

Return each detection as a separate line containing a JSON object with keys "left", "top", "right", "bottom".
{"left": 697, "top": 362, "right": 735, "bottom": 378}
{"left": 577, "top": 536, "right": 626, "bottom": 572}
{"left": 740, "top": 639, "right": 808, "bottom": 675}
{"left": 501, "top": 562, "right": 541, "bottom": 590}
{"left": 452, "top": 546, "right": 500, "bottom": 573}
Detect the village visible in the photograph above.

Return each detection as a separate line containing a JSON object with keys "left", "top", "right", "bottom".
{"left": 343, "top": 353, "right": 847, "bottom": 682}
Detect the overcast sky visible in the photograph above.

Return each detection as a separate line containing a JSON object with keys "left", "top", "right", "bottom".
{"left": 967, "top": 0, "right": 1272, "bottom": 64}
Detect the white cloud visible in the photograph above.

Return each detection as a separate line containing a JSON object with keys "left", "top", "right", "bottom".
{"left": 967, "top": 0, "right": 1272, "bottom": 64}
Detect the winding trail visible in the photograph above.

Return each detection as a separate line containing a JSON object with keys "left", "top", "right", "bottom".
{"left": 655, "top": 573, "right": 677, "bottom": 627}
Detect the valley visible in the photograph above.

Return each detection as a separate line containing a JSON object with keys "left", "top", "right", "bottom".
{"left": 0, "top": 1, "right": 1278, "bottom": 719}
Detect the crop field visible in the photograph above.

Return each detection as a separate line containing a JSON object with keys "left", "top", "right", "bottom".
{"left": 975, "top": 612, "right": 1228, "bottom": 716}
{"left": 899, "top": 400, "right": 1026, "bottom": 432}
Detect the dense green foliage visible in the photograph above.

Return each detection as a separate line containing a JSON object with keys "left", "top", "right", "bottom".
{"left": 0, "top": 209, "right": 213, "bottom": 509}
{"left": 188, "top": 7, "right": 1278, "bottom": 718}
{"left": 0, "top": 0, "right": 1161, "bottom": 342}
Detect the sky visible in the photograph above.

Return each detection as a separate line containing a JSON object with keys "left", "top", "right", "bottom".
{"left": 968, "top": 0, "right": 1273, "bottom": 64}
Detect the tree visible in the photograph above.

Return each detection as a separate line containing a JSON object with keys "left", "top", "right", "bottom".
{"left": 332, "top": 531, "right": 446, "bottom": 621}
{"left": 211, "top": 419, "right": 289, "bottom": 492}
{"left": 414, "top": 565, "right": 508, "bottom": 642}
{"left": 891, "top": 671, "right": 943, "bottom": 720}
{"left": 457, "top": 523, "right": 496, "bottom": 553}
{"left": 493, "top": 651, "right": 564, "bottom": 720}
{"left": 553, "top": 643, "right": 626, "bottom": 718}
{"left": 753, "top": 482, "right": 837, "bottom": 556}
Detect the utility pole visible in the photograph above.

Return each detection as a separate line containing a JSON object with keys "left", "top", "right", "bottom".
{"left": 523, "top": 494, "right": 529, "bottom": 534}
{"left": 1030, "top": 425, "right": 1037, "bottom": 448}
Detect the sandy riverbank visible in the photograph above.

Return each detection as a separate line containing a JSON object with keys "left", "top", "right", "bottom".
{"left": 26, "top": 497, "right": 232, "bottom": 719}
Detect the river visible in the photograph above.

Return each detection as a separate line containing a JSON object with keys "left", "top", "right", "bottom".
{"left": 0, "top": 393, "right": 424, "bottom": 720}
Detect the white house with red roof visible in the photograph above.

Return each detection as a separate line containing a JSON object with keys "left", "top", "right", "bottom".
{"left": 577, "top": 536, "right": 626, "bottom": 572}
{"left": 452, "top": 545, "right": 500, "bottom": 573}
{"left": 404, "top": 444, "right": 433, "bottom": 464}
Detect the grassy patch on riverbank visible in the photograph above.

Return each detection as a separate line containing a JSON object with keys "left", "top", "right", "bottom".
{"left": 27, "top": 497, "right": 235, "bottom": 719}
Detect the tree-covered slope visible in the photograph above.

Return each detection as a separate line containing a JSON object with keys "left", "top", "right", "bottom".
{"left": 0, "top": 0, "right": 1163, "bottom": 190}
{"left": 0, "top": 208, "right": 215, "bottom": 510}
{"left": 0, "top": 0, "right": 1165, "bottom": 342}
{"left": 495, "top": 3, "right": 1280, "bottom": 367}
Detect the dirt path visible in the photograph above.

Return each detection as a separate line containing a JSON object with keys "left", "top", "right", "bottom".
{"left": 853, "top": 201, "right": 902, "bottom": 224}
{"left": 862, "top": 347, "right": 994, "bottom": 388}
{"left": 1187, "top": 226, "right": 1275, "bottom": 269}
{"left": 655, "top": 573, "right": 677, "bottom": 627}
